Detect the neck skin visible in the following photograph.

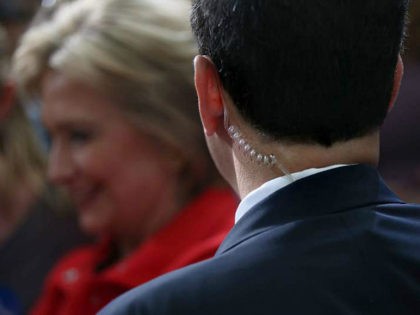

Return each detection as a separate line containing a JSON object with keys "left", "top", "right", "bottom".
{"left": 222, "top": 100, "right": 380, "bottom": 199}
{"left": 115, "top": 191, "right": 186, "bottom": 260}
{"left": 115, "top": 160, "right": 194, "bottom": 260}
{"left": 232, "top": 132, "right": 379, "bottom": 199}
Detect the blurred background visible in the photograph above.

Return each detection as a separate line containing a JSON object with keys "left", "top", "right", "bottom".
{"left": 379, "top": 0, "right": 420, "bottom": 203}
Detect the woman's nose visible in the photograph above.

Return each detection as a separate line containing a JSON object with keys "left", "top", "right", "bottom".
{"left": 47, "top": 142, "right": 75, "bottom": 185}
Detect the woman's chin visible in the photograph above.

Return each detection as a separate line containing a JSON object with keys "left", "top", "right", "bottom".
{"left": 78, "top": 212, "right": 110, "bottom": 237}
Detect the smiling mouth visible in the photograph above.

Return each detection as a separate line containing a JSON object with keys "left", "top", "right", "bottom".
{"left": 68, "top": 186, "right": 100, "bottom": 211}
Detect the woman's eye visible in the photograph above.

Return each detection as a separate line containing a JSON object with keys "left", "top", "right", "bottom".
{"left": 69, "top": 130, "right": 93, "bottom": 144}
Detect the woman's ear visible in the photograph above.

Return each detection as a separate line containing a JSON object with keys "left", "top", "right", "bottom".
{"left": 193, "top": 55, "right": 224, "bottom": 136}
{"left": 0, "top": 81, "right": 15, "bottom": 121}
{"left": 388, "top": 54, "right": 404, "bottom": 112}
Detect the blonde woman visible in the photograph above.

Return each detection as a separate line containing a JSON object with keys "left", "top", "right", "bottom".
{"left": 13, "top": 0, "right": 237, "bottom": 314}
{"left": 0, "top": 25, "right": 87, "bottom": 314}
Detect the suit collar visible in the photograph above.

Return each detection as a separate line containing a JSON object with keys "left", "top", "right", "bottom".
{"left": 216, "top": 164, "right": 402, "bottom": 255}
{"left": 235, "top": 164, "right": 349, "bottom": 223}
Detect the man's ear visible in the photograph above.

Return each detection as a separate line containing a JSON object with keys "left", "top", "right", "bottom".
{"left": 0, "top": 81, "right": 15, "bottom": 121}
{"left": 388, "top": 54, "right": 404, "bottom": 112}
{"left": 194, "top": 55, "right": 224, "bottom": 136}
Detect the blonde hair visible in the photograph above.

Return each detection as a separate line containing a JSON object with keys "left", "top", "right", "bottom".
{"left": 13, "top": 0, "right": 218, "bottom": 193}
{"left": 0, "top": 25, "right": 46, "bottom": 209}
{"left": 0, "top": 105, "right": 47, "bottom": 208}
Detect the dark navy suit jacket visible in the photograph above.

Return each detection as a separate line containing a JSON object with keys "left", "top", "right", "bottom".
{"left": 100, "top": 165, "right": 420, "bottom": 314}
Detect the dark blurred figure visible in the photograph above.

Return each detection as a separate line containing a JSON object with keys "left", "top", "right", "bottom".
{"left": 380, "top": 1, "right": 420, "bottom": 202}
{"left": 0, "top": 0, "right": 41, "bottom": 55}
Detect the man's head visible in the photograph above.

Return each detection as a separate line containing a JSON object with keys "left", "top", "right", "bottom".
{"left": 191, "top": 0, "right": 409, "bottom": 147}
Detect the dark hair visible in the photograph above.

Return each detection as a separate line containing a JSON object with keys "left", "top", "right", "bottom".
{"left": 191, "top": 0, "right": 409, "bottom": 146}
{"left": 0, "top": 0, "right": 40, "bottom": 23}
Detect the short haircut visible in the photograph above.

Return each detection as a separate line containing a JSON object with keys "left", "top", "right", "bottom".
{"left": 191, "top": 0, "right": 409, "bottom": 146}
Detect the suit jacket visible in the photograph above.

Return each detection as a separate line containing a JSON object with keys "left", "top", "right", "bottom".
{"left": 99, "top": 165, "right": 420, "bottom": 315}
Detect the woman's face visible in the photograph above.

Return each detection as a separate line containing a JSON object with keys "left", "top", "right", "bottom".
{"left": 41, "top": 71, "right": 181, "bottom": 243}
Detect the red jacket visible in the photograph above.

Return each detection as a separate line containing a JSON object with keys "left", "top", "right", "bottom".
{"left": 31, "top": 188, "right": 237, "bottom": 315}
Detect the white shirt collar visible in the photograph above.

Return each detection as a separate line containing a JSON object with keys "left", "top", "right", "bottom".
{"left": 235, "top": 164, "right": 350, "bottom": 223}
